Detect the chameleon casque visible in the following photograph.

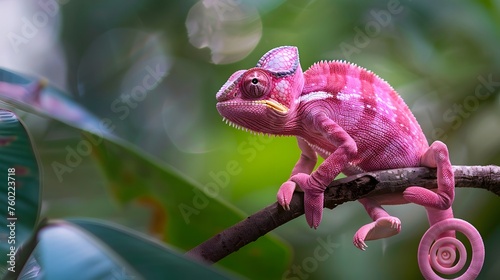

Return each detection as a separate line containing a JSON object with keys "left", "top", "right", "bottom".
{"left": 215, "top": 46, "right": 483, "bottom": 278}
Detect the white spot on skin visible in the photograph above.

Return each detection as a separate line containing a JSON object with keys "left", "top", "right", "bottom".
{"left": 336, "top": 91, "right": 361, "bottom": 101}
{"left": 297, "top": 91, "right": 335, "bottom": 103}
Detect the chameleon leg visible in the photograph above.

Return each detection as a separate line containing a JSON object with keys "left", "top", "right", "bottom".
{"left": 353, "top": 198, "right": 401, "bottom": 250}
{"left": 288, "top": 114, "right": 357, "bottom": 229}
{"left": 403, "top": 141, "right": 455, "bottom": 210}
{"left": 277, "top": 138, "right": 317, "bottom": 211}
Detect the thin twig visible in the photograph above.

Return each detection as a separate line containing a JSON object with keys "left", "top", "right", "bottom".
{"left": 186, "top": 165, "right": 500, "bottom": 263}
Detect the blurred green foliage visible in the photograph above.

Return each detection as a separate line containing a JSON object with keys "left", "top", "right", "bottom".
{"left": 1, "top": 0, "right": 499, "bottom": 279}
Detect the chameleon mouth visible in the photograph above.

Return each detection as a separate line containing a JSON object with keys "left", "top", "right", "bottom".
{"left": 216, "top": 99, "right": 289, "bottom": 114}
{"left": 216, "top": 99, "right": 289, "bottom": 135}
{"left": 254, "top": 100, "right": 289, "bottom": 114}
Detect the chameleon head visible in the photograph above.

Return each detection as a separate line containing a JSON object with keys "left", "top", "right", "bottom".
{"left": 216, "top": 46, "right": 304, "bottom": 134}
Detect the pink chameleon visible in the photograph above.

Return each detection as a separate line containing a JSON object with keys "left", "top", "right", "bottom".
{"left": 216, "top": 46, "right": 484, "bottom": 279}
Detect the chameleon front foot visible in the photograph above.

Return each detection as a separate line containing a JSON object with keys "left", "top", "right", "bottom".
{"left": 288, "top": 173, "right": 326, "bottom": 229}
{"left": 277, "top": 176, "right": 325, "bottom": 228}
{"left": 353, "top": 216, "right": 401, "bottom": 251}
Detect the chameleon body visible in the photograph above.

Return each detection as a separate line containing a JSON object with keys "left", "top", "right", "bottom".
{"left": 215, "top": 46, "right": 455, "bottom": 250}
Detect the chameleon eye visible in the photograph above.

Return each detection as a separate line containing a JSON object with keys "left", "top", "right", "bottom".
{"left": 241, "top": 69, "right": 271, "bottom": 99}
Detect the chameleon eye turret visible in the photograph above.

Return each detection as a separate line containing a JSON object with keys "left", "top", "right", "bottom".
{"left": 240, "top": 69, "right": 271, "bottom": 99}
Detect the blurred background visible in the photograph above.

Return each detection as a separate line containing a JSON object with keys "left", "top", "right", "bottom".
{"left": 1, "top": 0, "right": 499, "bottom": 279}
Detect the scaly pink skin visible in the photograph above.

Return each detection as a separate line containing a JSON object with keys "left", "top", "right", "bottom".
{"left": 216, "top": 46, "right": 483, "bottom": 278}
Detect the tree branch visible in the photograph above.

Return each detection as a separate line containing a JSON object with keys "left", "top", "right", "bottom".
{"left": 186, "top": 165, "right": 500, "bottom": 263}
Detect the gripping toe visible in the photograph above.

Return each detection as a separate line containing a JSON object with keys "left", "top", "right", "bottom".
{"left": 277, "top": 181, "right": 296, "bottom": 210}
{"left": 304, "top": 192, "right": 324, "bottom": 229}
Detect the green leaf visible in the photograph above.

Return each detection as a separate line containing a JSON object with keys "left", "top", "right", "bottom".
{"left": 34, "top": 223, "right": 138, "bottom": 280}
{"left": 0, "top": 110, "right": 40, "bottom": 277}
{"left": 17, "top": 219, "right": 233, "bottom": 280}
{"left": 68, "top": 219, "right": 235, "bottom": 279}
{"left": 0, "top": 68, "right": 113, "bottom": 137}
{"left": 0, "top": 69, "right": 290, "bottom": 278}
